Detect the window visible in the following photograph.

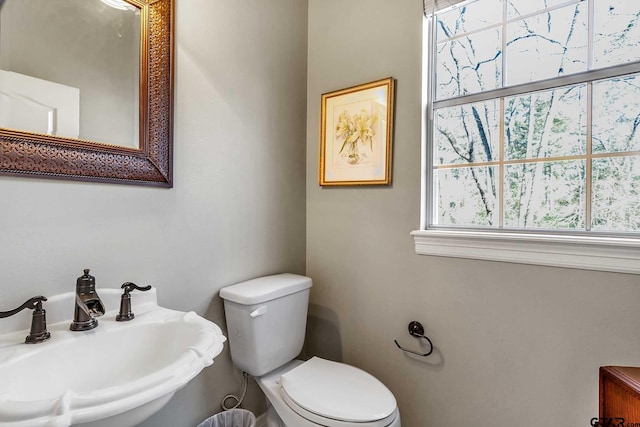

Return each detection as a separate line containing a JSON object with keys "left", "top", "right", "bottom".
{"left": 415, "top": 0, "right": 640, "bottom": 273}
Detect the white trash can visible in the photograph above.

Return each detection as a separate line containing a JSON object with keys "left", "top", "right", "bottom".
{"left": 197, "top": 409, "right": 256, "bottom": 427}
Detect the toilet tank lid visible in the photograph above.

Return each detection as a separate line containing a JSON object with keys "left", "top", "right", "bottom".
{"left": 219, "top": 273, "right": 312, "bottom": 305}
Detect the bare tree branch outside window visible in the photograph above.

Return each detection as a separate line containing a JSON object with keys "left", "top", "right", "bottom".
{"left": 430, "top": 0, "right": 640, "bottom": 233}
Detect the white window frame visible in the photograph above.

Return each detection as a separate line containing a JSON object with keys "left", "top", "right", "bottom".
{"left": 413, "top": 2, "right": 640, "bottom": 274}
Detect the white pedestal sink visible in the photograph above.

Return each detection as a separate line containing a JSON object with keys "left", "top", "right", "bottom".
{"left": 0, "top": 288, "right": 226, "bottom": 427}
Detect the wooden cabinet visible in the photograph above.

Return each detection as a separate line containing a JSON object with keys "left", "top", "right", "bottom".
{"left": 600, "top": 366, "right": 640, "bottom": 424}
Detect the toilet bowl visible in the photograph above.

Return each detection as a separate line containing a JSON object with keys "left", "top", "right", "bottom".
{"left": 219, "top": 274, "right": 401, "bottom": 427}
{"left": 258, "top": 359, "right": 401, "bottom": 427}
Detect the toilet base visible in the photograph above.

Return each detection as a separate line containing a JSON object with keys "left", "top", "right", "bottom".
{"left": 265, "top": 402, "right": 285, "bottom": 427}
{"left": 265, "top": 400, "right": 287, "bottom": 427}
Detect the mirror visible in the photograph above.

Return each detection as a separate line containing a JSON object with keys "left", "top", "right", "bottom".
{"left": 0, "top": 0, "right": 173, "bottom": 187}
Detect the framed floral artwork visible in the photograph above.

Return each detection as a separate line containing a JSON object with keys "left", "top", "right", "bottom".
{"left": 319, "top": 77, "right": 395, "bottom": 186}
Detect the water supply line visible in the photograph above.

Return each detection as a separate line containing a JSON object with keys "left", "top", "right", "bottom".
{"left": 221, "top": 372, "right": 249, "bottom": 411}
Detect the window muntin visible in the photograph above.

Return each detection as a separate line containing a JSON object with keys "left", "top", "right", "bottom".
{"left": 428, "top": 0, "right": 640, "bottom": 234}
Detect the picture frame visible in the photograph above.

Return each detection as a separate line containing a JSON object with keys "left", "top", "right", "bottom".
{"left": 319, "top": 77, "right": 394, "bottom": 186}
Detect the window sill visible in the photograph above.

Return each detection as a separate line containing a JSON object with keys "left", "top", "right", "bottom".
{"left": 411, "top": 229, "right": 640, "bottom": 275}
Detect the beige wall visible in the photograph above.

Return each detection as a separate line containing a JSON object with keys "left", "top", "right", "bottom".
{"left": 0, "top": 0, "right": 307, "bottom": 426}
{"left": 306, "top": 1, "right": 640, "bottom": 426}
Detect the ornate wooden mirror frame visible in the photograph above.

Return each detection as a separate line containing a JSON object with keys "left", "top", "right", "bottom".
{"left": 0, "top": 0, "right": 173, "bottom": 187}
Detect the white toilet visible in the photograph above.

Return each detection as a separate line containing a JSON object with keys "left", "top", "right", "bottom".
{"left": 220, "top": 273, "right": 401, "bottom": 427}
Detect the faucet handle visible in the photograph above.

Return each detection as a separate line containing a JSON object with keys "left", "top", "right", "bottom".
{"left": 0, "top": 296, "right": 51, "bottom": 344}
{"left": 116, "top": 282, "right": 152, "bottom": 322}
{"left": 121, "top": 282, "right": 152, "bottom": 295}
{"left": 0, "top": 296, "right": 46, "bottom": 318}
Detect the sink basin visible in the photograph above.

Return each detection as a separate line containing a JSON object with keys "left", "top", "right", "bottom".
{"left": 0, "top": 288, "right": 226, "bottom": 427}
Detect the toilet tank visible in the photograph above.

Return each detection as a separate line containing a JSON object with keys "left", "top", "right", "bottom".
{"left": 219, "top": 273, "right": 312, "bottom": 377}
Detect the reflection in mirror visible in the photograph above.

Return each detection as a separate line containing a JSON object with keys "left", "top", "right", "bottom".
{"left": 0, "top": 0, "right": 173, "bottom": 187}
{"left": 0, "top": 0, "right": 140, "bottom": 148}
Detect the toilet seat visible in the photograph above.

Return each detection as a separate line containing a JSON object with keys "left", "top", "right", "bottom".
{"left": 278, "top": 357, "right": 398, "bottom": 427}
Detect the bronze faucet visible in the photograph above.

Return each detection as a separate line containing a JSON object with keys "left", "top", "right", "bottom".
{"left": 0, "top": 296, "right": 51, "bottom": 344}
{"left": 70, "top": 269, "right": 105, "bottom": 331}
